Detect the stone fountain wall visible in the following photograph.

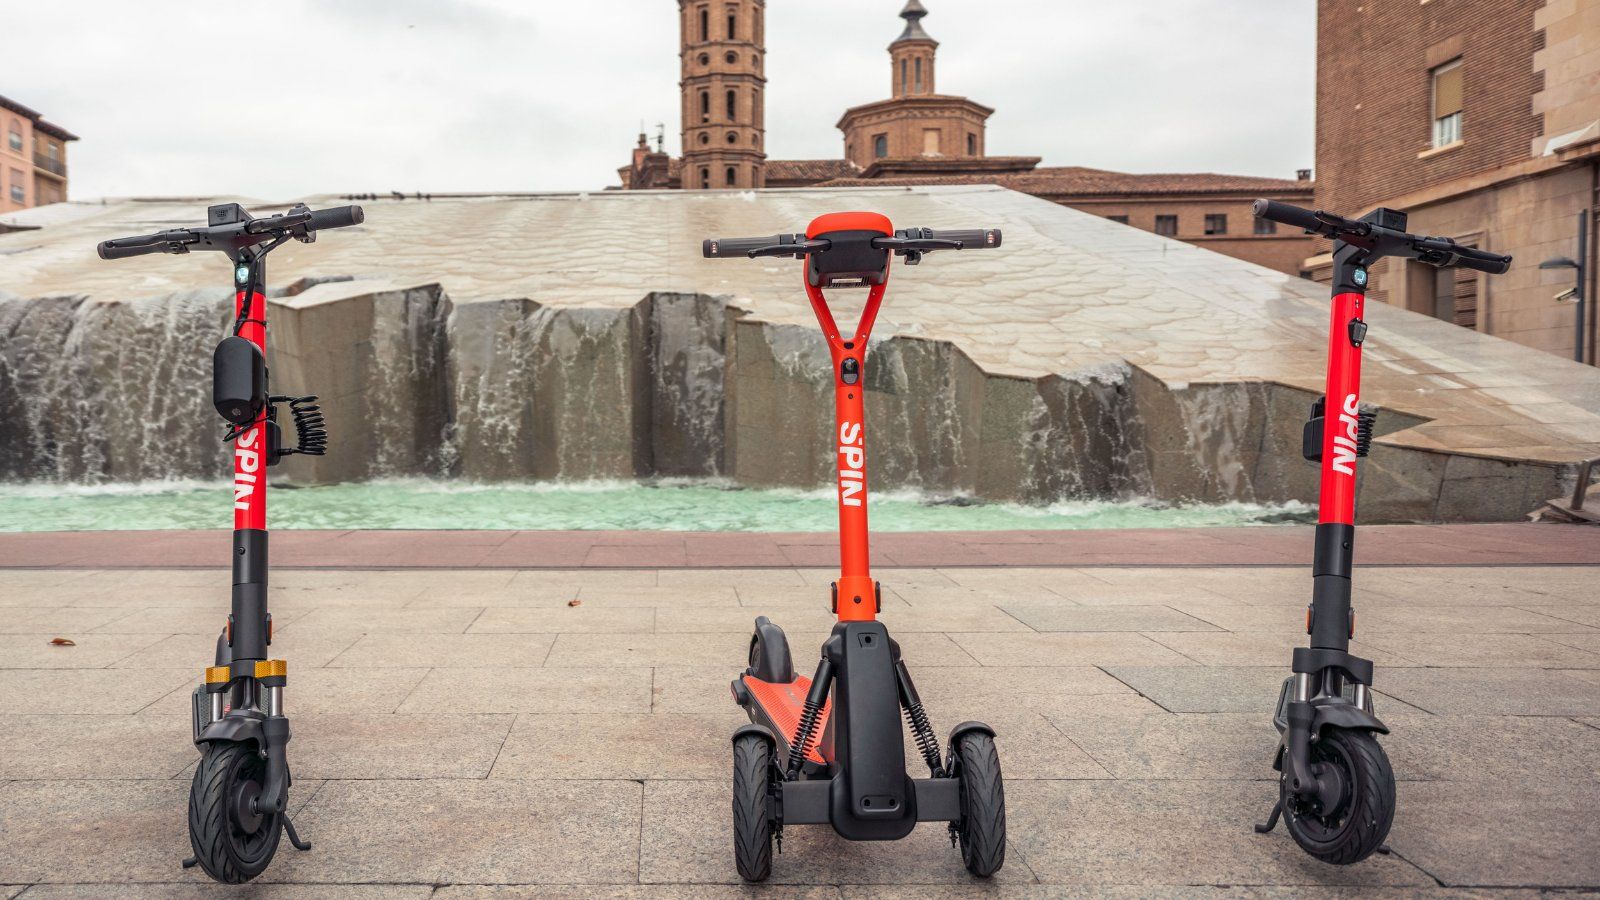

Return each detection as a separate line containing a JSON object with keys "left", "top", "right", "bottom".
{"left": 0, "top": 285, "right": 1565, "bottom": 522}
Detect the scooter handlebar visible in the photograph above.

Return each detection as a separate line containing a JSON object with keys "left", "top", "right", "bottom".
{"left": 1252, "top": 199, "right": 1325, "bottom": 233}
{"left": 703, "top": 235, "right": 799, "bottom": 258}
{"left": 96, "top": 230, "right": 193, "bottom": 260}
{"left": 922, "top": 228, "right": 1002, "bottom": 249}
{"left": 1414, "top": 237, "right": 1512, "bottom": 274}
{"left": 307, "top": 205, "right": 364, "bottom": 231}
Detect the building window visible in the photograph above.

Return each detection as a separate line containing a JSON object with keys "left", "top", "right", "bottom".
{"left": 922, "top": 129, "right": 940, "bottom": 156}
{"left": 1204, "top": 214, "right": 1228, "bottom": 235}
{"left": 1106, "top": 215, "right": 1129, "bottom": 224}
{"left": 700, "top": 167, "right": 711, "bottom": 189}
{"left": 699, "top": 7, "right": 709, "bottom": 41}
{"left": 6, "top": 122, "right": 20, "bottom": 152}
{"left": 914, "top": 57, "right": 923, "bottom": 92}
{"left": 9, "top": 170, "right": 23, "bottom": 204}
{"left": 726, "top": 89, "right": 737, "bottom": 119}
{"left": 1254, "top": 217, "right": 1277, "bottom": 235}
{"left": 900, "top": 58, "right": 908, "bottom": 93}
{"left": 699, "top": 132, "right": 710, "bottom": 145}
{"left": 966, "top": 133, "right": 977, "bottom": 156}
{"left": 727, "top": 12, "right": 737, "bottom": 39}
{"left": 1155, "top": 215, "right": 1178, "bottom": 237}
{"left": 873, "top": 134, "right": 888, "bottom": 159}
{"left": 725, "top": 166, "right": 737, "bottom": 186}
{"left": 1431, "top": 59, "right": 1463, "bottom": 148}
{"left": 699, "top": 91, "right": 710, "bottom": 122}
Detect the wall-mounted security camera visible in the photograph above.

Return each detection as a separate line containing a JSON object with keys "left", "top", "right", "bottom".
{"left": 1555, "top": 287, "right": 1579, "bottom": 303}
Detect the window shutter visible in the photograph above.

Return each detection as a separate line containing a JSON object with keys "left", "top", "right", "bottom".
{"left": 1434, "top": 64, "right": 1463, "bottom": 117}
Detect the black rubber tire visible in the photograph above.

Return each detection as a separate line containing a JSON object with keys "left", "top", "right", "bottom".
{"left": 188, "top": 742, "right": 282, "bottom": 884}
{"left": 732, "top": 734, "right": 775, "bottom": 882}
{"left": 954, "top": 731, "right": 1006, "bottom": 877}
{"left": 1283, "top": 728, "right": 1395, "bottom": 865}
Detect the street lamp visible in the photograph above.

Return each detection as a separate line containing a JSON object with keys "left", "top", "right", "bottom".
{"left": 1541, "top": 211, "right": 1588, "bottom": 364}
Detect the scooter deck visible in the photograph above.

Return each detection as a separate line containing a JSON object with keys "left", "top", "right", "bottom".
{"left": 741, "top": 673, "right": 832, "bottom": 765}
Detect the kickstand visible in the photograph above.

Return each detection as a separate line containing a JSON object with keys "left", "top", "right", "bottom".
{"left": 284, "top": 815, "right": 312, "bottom": 852}
{"left": 181, "top": 855, "right": 198, "bottom": 869}
{"left": 1254, "top": 799, "right": 1283, "bottom": 834}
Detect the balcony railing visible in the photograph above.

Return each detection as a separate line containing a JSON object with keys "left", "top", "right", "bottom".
{"left": 33, "top": 153, "right": 66, "bottom": 177}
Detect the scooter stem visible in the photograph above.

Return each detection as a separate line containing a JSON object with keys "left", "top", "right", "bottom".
{"left": 804, "top": 277, "right": 886, "bottom": 622}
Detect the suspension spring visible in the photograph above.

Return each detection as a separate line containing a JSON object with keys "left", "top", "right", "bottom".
{"left": 786, "top": 699, "right": 824, "bottom": 781}
{"left": 1355, "top": 411, "right": 1376, "bottom": 457}
{"left": 904, "top": 700, "right": 944, "bottom": 777}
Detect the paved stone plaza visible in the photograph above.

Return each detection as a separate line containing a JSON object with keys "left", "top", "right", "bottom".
{"left": 2, "top": 532, "right": 1598, "bottom": 895}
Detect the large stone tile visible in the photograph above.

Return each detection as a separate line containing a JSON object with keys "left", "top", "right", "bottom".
{"left": 1353, "top": 605, "right": 1596, "bottom": 635}
{"left": 1517, "top": 604, "right": 1600, "bottom": 629}
{"left": 951, "top": 633, "right": 1197, "bottom": 668}
{"left": 328, "top": 633, "right": 555, "bottom": 668}
{"left": 0, "top": 778, "right": 318, "bottom": 883}
{"left": 278, "top": 779, "right": 641, "bottom": 884}
{"left": 891, "top": 585, "right": 1069, "bottom": 608}
{"left": 971, "top": 710, "right": 1112, "bottom": 779}
{"left": 0, "top": 669, "right": 192, "bottom": 715}
{"left": 544, "top": 632, "right": 758, "bottom": 668}
{"left": 0, "top": 606, "right": 135, "bottom": 634}
{"left": 1393, "top": 779, "right": 1600, "bottom": 886}
{"left": 1356, "top": 633, "right": 1600, "bottom": 668}
{"left": 397, "top": 667, "right": 653, "bottom": 715}
{"left": 86, "top": 605, "right": 310, "bottom": 635}
{"left": 469, "top": 605, "right": 653, "bottom": 634}
{"left": 651, "top": 666, "right": 747, "bottom": 714}
{"left": 1008, "top": 779, "right": 1430, "bottom": 886}
{"left": 657, "top": 568, "right": 809, "bottom": 588}
{"left": 112, "top": 627, "right": 368, "bottom": 670}
{"left": 875, "top": 604, "right": 1036, "bottom": 633}
{"left": 133, "top": 667, "right": 434, "bottom": 720}
{"left": 408, "top": 585, "right": 584, "bottom": 608}
{"left": 0, "top": 633, "right": 163, "bottom": 668}
{"left": 1380, "top": 668, "right": 1600, "bottom": 715}
{"left": 0, "top": 714, "right": 195, "bottom": 779}
{"left": 291, "top": 605, "right": 485, "bottom": 634}
{"left": 290, "top": 713, "right": 514, "bottom": 779}
{"left": 508, "top": 569, "right": 660, "bottom": 590}
{"left": 654, "top": 606, "right": 835, "bottom": 634}
{"left": 1147, "top": 632, "right": 1408, "bottom": 668}
{"left": 1100, "top": 667, "right": 1286, "bottom": 714}
{"left": 1051, "top": 713, "right": 1271, "bottom": 781}
{"left": 1381, "top": 714, "right": 1600, "bottom": 782}
{"left": 19, "top": 887, "right": 433, "bottom": 899}
{"left": 437, "top": 888, "right": 836, "bottom": 899}
{"left": 573, "top": 585, "right": 742, "bottom": 608}
{"left": 1000, "top": 605, "right": 1221, "bottom": 633}
{"left": 638, "top": 779, "right": 1037, "bottom": 885}
{"left": 491, "top": 712, "right": 742, "bottom": 780}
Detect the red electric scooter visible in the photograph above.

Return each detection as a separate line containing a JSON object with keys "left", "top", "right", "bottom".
{"left": 1250, "top": 199, "right": 1511, "bottom": 863}
{"left": 98, "top": 202, "right": 363, "bottom": 883}
{"left": 703, "top": 213, "right": 1005, "bottom": 881}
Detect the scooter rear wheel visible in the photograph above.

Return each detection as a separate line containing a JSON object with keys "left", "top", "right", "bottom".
{"left": 188, "top": 741, "right": 283, "bottom": 883}
{"left": 1283, "top": 727, "right": 1394, "bottom": 864}
{"left": 953, "top": 731, "right": 1006, "bottom": 877}
{"left": 732, "top": 733, "right": 775, "bottom": 882}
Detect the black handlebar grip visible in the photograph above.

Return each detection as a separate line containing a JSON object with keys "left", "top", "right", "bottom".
{"left": 927, "top": 228, "right": 1002, "bottom": 249}
{"left": 97, "top": 237, "right": 169, "bottom": 260}
{"left": 703, "top": 236, "right": 780, "bottom": 258}
{"left": 307, "top": 205, "right": 364, "bottom": 231}
{"left": 1252, "top": 199, "right": 1323, "bottom": 232}
{"left": 1453, "top": 247, "right": 1513, "bottom": 275}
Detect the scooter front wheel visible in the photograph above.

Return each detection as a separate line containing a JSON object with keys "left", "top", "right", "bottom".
{"left": 731, "top": 733, "right": 775, "bottom": 882}
{"left": 953, "top": 731, "right": 1006, "bottom": 877}
{"left": 188, "top": 741, "right": 283, "bottom": 883}
{"left": 1283, "top": 727, "right": 1394, "bottom": 864}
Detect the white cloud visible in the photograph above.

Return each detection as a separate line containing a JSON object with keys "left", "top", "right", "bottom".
{"left": 11, "top": 0, "right": 1314, "bottom": 201}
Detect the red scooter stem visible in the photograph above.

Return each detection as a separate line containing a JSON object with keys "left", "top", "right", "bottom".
{"left": 804, "top": 276, "right": 887, "bottom": 622}
{"left": 233, "top": 286, "right": 268, "bottom": 532}
{"left": 1318, "top": 291, "right": 1364, "bottom": 526}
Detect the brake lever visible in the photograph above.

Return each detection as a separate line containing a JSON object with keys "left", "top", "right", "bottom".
{"left": 748, "top": 238, "right": 831, "bottom": 259}
{"left": 245, "top": 208, "right": 314, "bottom": 235}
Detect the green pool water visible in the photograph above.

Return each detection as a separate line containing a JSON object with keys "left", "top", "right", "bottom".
{"left": 0, "top": 479, "right": 1313, "bottom": 532}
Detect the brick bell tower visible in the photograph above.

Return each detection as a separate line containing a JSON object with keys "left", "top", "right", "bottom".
{"left": 679, "top": 0, "right": 767, "bottom": 190}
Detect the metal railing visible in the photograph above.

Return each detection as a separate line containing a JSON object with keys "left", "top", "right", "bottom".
{"left": 33, "top": 153, "right": 65, "bottom": 177}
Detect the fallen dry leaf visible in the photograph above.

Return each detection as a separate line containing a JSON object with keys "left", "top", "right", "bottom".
{"left": 567, "top": 599, "right": 582, "bottom": 607}
{"left": 49, "top": 637, "right": 76, "bottom": 646}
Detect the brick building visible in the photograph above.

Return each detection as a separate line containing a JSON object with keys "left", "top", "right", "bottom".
{"left": 1312, "top": 0, "right": 1599, "bottom": 364}
{"left": 618, "top": 2, "right": 1315, "bottom": 275}
{"left": 1, "top": 94, "right": 76, "bottom": 214}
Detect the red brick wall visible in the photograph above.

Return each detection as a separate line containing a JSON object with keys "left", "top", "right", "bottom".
{"left": 1314, "top": 0, "right": 1545, "bottom": 216}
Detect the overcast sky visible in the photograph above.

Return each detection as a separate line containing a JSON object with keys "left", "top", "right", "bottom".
{"left": 10, "top": 1, "right": 1315, "bottom": 201}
